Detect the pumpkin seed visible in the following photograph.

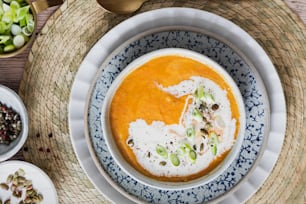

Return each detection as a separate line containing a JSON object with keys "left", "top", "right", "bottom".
{"left": 26, "top": 184, "right": 33, "bottom": 190}
{"left": 16, "top": 168, "right": 25, "bottom": 176}
{"left": 26, "top": 189, "right": 34, "bottom": 196}
{"left": 12, "top": 176, "right": 18, "bottom": 185}
{"left": 0, "top": 183, "right": 9, "bottom": 190}
{"left": 12, "top": 190, "right": 22, "bottom": 198}
{"left": 200, "top": 143, "right": 204, "bottom": 151}
{"left": 23, "top": 180, "right": 32, "bottom": 188}
{"left": 159, "top": 161, "right": 167, "bottom": 166}
{"left": 24, "top": 198, "right": 31, "bottom": 204}
{"left": 6, "top": 174, "right": 13, "bottom": 183}
{"left": 17, "top": 176, "right": 26, "bottom": 183}
{"left": 38, "top": 193, "right": 44, "bottom": 202}
{"left": 10, "top": 184, "right": 16, "bottom": 192}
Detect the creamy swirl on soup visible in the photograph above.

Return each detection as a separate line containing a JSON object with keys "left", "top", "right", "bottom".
{"left": 110, "top": 55, "right": 240, "bottom": 182}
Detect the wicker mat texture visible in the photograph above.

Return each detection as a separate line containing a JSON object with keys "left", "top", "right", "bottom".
{"left": 18, "top": 0, "right": 305, "bottom": 203}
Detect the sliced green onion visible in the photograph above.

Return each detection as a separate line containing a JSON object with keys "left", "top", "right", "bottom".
{"left": 179, "top": 143, "right": 192, "bottom": 154}
{"left": 170, "top": 154, "right": 180, "bottom": 166}
{"left": 10, "top": 23, "right": 21, "bottom": 35}
{"left": 0, "top": 35, "right": 10, "bottom": 44}
{"left": 21, "top": 33, "right": 28, "bottom": 42}
{"left": 10, "top": 1, "right": 20, "bottom": 10}
{"left": 194, "top": 85, "right": 205, "bottom": 99}
{"left": 202, "top": 92, "right": 215, "bottom": 103}
{"left": 209, "top": 132, "right": 219, "bottom": 156}
{"left": 186, "top": 127, "right": 195, "bottom": 139}
{"left": 19, "top": 18, "right": 25, "bottom": 27}
{"left": 209, "top": 132, "right": 219, "bottom": 144}
{"left": 211, "top": 144, "right": 217, "bottom": 156}
{"left": 0, "top": 22, "right": 7, "bottom": 34}
{"left": 26, "top": 20, "right": 34, "bottom": 32}
{"left": 2, "top": 2, "right": 10, "bottom": 12}
{"left": 4, "top": 37, "right": 12, "bottom": 45}
{"left": 15, "top": 5, "right": 29, "bottom": 22}
{"left": 178, "top": 146, "right": 186, "bottom": 155}
{"left": 3, "top": 44, "right": 15, "bottom": 52}
{"left": 25, "top": 13, "right": 33, "bottom": 24}
{"left": 189, "top": 150, "right": 197, "bottom": 162}
{"left": 156, "top": 144, "right": 168, "bottom": 159}
{"left": 0, "top": 2, "right": 4, "bottom": 16}
{"left": 13, "top": 34, "right": 24, "bottom": 48}
{"left": 2, "top": 9, "right": 14, "bottom": 23}
{"left": 192, "top": 108, "right": 203, "bottom": 122}
{"left": 18, "top": 1, "right": 28, "bottom": 7}
{"left": 21, "top": 26, "right": 31, "bottom": 36}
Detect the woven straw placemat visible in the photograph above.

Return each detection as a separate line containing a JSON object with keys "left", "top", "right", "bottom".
{"left": 19, "top": 0, "right": 305, "bottom": 203}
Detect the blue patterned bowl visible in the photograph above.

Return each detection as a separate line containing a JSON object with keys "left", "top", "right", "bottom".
{"left": 101, "top": 48, "right": 246, "bottom": 190}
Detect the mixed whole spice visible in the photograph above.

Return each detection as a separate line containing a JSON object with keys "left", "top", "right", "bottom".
{"left": 0, "top": 168, "right": 43, "bottom": 204}
{"left": 0, "top": 101, "right": 22, "bottom": 145}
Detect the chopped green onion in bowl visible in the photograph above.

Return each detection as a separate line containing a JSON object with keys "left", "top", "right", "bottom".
{"left": 0, "top": 0, "right": 34, "bottom": 54}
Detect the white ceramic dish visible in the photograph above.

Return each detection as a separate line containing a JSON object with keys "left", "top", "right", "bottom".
{"left": 0, "top": 160, "right": 58, "bottom": 204}
{"left": 68, "top": 8, "right": 286, "bottom": 204}
{"left": 101, "top": 48, "right": 246, "bottom": 190}
{"left": 0, "top": 85, "right": 28, "bottom": 162}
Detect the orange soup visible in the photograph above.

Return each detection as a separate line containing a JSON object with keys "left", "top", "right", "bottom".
{"left": 110, "top": 55, "right": 240, "bottom": 182}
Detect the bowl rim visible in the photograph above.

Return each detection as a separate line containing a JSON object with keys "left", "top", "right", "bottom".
{"left": 101, "top": 47, "right": 246, "bottom": 190}
{"left": 0, "top": 85, "right": 29, "bottom": 161}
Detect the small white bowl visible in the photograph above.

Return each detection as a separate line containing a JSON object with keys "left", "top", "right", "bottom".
{"left": 102, "top": 48, "right": 246, "bottom": 190}
{"left": 0, "top": 85, "right": 28, "bottom": 161}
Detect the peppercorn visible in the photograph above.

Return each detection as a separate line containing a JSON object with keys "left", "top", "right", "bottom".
{"left": 0, "top": 102, "right": 22, "bottom": 145}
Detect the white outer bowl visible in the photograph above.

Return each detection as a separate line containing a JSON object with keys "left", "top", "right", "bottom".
{"left": 102, "top": 48, "right": 246, "bottom": 190}
{"left": 0, "top": 85, "right": 28, "bottom": 161}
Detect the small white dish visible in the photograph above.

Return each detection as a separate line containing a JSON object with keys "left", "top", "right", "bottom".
{"left": 0, "top": 85, "right": 28, "bottom": 162}
{"left": 0, "top": 160, "right": 58, "bottom": 204}
{"left": 101, "top": 48, "right": 246, "bottom": 190}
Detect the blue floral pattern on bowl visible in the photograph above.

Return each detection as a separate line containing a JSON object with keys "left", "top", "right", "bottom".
{"left": 87, "top": 30, "right": 268, "bottom": 203}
